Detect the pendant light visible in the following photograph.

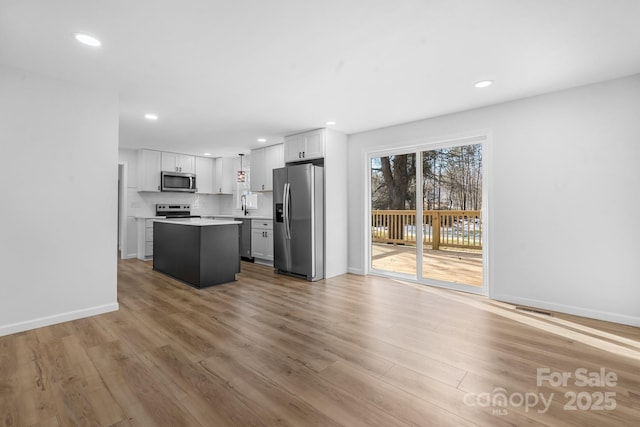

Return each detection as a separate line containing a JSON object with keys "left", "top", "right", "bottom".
{"left": 237, "top": 153, "right": 246, "bottom": 183}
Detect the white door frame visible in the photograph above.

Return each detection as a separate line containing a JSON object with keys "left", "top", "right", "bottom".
{"left": 118, "top": 161, "right": 128, "bottom": 260}
{"left": 364, "top": 129, "right": 492, "bottom": 296}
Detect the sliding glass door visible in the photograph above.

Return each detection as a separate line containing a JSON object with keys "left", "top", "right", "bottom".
{"left": 420, "top": 144, "right": 483, "bottom": 289}
{"left": 370, "top": 153, "right": 417, "bottom": 277}
{"left": 369, "top": 139, "right": 485, "bottom": 294}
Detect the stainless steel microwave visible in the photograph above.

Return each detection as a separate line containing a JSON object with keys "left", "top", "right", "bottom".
{"left": 161, "top": 171, "right": 197, "bottom": 192}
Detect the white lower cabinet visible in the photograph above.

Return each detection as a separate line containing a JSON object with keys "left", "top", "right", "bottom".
{"left": 251, "top": 219, "right": 273, "bottom": 262}
{"left": 137, "top": 219, "right": 155, "bottom": 260}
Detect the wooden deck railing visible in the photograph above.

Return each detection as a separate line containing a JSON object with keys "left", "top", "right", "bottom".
{"left": 371, "top": 210, "right": 482, "bottom": 250}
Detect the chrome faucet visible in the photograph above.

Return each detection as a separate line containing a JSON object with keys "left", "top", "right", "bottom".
{"left": 241, "top": 194, "right": 248, "bottom": 216}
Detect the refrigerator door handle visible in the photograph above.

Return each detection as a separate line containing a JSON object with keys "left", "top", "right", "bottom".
{"left": 284, "top": 183, "right": 291, "bottom": 240}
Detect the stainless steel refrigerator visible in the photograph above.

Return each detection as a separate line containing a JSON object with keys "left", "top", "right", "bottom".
{"left": 273, "top": 164, "right": 324, "bottom": 281}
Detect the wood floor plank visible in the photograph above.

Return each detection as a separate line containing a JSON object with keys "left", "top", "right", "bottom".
{"left": 318, "top": 360, "right": 481, "bottom": 427}
{"left": 256, "top": 358, "right": 412, "bottom": 427}
{"left": 199, "top": 351, "right": 345, "bottom": 427}
{"left": 143, "top": 344, "right": 268, "bottom": 427}
{"left": 380, "top": 363, "right": 545, "bottom": 427}
{"left": 0, "top": 258, "right": 638, "bottom": 426}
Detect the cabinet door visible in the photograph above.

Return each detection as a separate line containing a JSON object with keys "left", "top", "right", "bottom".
{"left": 138, "top": 149, "right": 161, "bottom": 191}
{"left": 284, "top": 131, "right": 324, "bottom": 162}
{"left": 264, "top": 144, "right": 284, "bottom": 191}
{"left": 177, "top": 154, "right": 195, "bottom": 173}
{"left": 214, "top": 157, "right": 233, "bottom": 194}
{"left": 264, "top": 230, "right": 274, "bottom": 261}
{"left": 249, "top": 148, "right": 266, "bottom": 192}
{"left": 251, "top": 229, "right": 273, "bottom": 261}
{"left": 303, "top": 129, "right": 324, "bottom": 160}
{"left": 162, "top": 152, "right": 195, "bottom": 173}
{"left": 284, "top": 134, "right": 306, "bottom": 163}
{"left": 195, "top": 156, "right": 214, "bottom": 194}
{"left": 161, "top": 152, "right": 179, "bottom": 171}
{"left": 251, "top": 229, "right": 267, "bottom": 258}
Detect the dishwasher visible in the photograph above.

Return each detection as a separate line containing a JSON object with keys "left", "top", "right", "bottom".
{"left": 235, "top": 218, "right": 254, "bottom": 261}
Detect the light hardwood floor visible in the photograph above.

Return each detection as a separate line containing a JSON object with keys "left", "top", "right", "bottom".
{"left": 1, "top": 258, "right": 639, "bottom": 426}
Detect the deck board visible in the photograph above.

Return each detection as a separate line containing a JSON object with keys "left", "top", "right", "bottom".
{"left": 372, "top": 242, "right": 483, "bottom": 286}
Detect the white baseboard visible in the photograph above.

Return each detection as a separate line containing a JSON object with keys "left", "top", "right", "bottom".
{"left": 492, "top": 294, "right": 640, "bottom": 327}
{"left": 0, "top": 302, "right": 119, "bottom": 337}
{"left": 347, "top": 267, "right": 365, "bottom": 275}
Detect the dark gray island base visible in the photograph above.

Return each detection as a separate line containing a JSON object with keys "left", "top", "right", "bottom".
{"left": 153, "top": 219, "right": 241, "bottom": 288}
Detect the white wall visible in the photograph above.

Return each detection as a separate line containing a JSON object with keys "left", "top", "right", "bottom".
{"left": 324, "top": 129, "right": 348, "bottom": 279}
{"left": 0, "top": 65, "right": 119, "bottom": 336}
{"left": 348, "top": 74, "right": 640, "bottom": 326}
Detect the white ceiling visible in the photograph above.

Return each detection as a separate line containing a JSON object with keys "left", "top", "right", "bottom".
{"left": 2, "top": 0, "right": 640, "bottom": 157}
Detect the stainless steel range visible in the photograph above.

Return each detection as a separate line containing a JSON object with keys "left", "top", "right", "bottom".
{"left": 155, "top": 204, "right": 201, "bottom": 219}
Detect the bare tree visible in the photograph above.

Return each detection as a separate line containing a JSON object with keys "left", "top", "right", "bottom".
{"left": 381, "top": 155, "right": 408, "bottom": 209}
{"left": 373, "top": 154, "right": 415, "bottom": 240}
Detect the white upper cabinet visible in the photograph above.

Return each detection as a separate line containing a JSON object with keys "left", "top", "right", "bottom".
{"left": 249, "top": 148, "right": 266, "bottom": 192}
{"left": 250, "top": 143, "right": 284, "bottom": 192}
{"left": 137, "top": 149, "right": 161, "bottom": 192}
{"left": 268, "top": 143, "right": 285, "bottom": 169}
{"left": 284, "top": 129, "right": 325, "bottom": 163}
{"left": 195, "top": 156, "right": 215, "bottom": 194}
{"left": 161, "top": 152, "right": 195, "bottom": 173}
{"left": 303, "top": 130, "right": 324, "bottom": 159}
{"left": 284, "top": 134, "right": 305, "bottom": 162}
{"left": 213, "top": 157, "right": 234, "bottom": 194}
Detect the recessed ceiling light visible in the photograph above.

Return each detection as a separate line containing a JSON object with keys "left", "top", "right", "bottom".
{"left": 474, "top": 80, "right": 493, "bottom": 88}
{"left": 204, "top": 153, "right": 212, "bottom": 156}
{"left": 74, "top": 33, "right": 101, "bottom": 47}
{"left": 257, "top": 138, "right": 267, "bottom": 143}
{"left": 144, "top": 114, "right": 158, "bottom": 121}
{"left": 325, "top": 121, "right": 337, "bottom": 126}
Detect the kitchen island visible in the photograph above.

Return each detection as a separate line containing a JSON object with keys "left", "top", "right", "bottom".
{"left": 153, "top": 218, "right": 241, "bottom": 288}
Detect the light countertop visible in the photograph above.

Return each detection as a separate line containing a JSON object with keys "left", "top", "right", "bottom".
{"left": 203, "top": 214, "right": 273, "bottom": 220}
{"left": 154, "top": 218, "right": 241, "bottom": 227}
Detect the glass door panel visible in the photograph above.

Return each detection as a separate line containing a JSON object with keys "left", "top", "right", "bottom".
{"left": 370, "top": 153, "right": 417, "bottom": 277}
{"left": 420, "top": 144, "right": 483, "bottom": 288}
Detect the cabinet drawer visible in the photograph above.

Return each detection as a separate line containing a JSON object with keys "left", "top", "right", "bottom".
{"left": 145, "top": 242, "right": 153, "bottom": 255}
{"left": 145, "top": 227, "right": 153, "bottom": 241}
{"left": 252, "top": 219, "right": 273, "bottom": 230}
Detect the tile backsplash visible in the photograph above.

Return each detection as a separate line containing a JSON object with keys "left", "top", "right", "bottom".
{"left": 126, "top": 190, "right": 272, "bottom": 218}
{"left": 128, "top": 191, "right": 223, "bottom": 217}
